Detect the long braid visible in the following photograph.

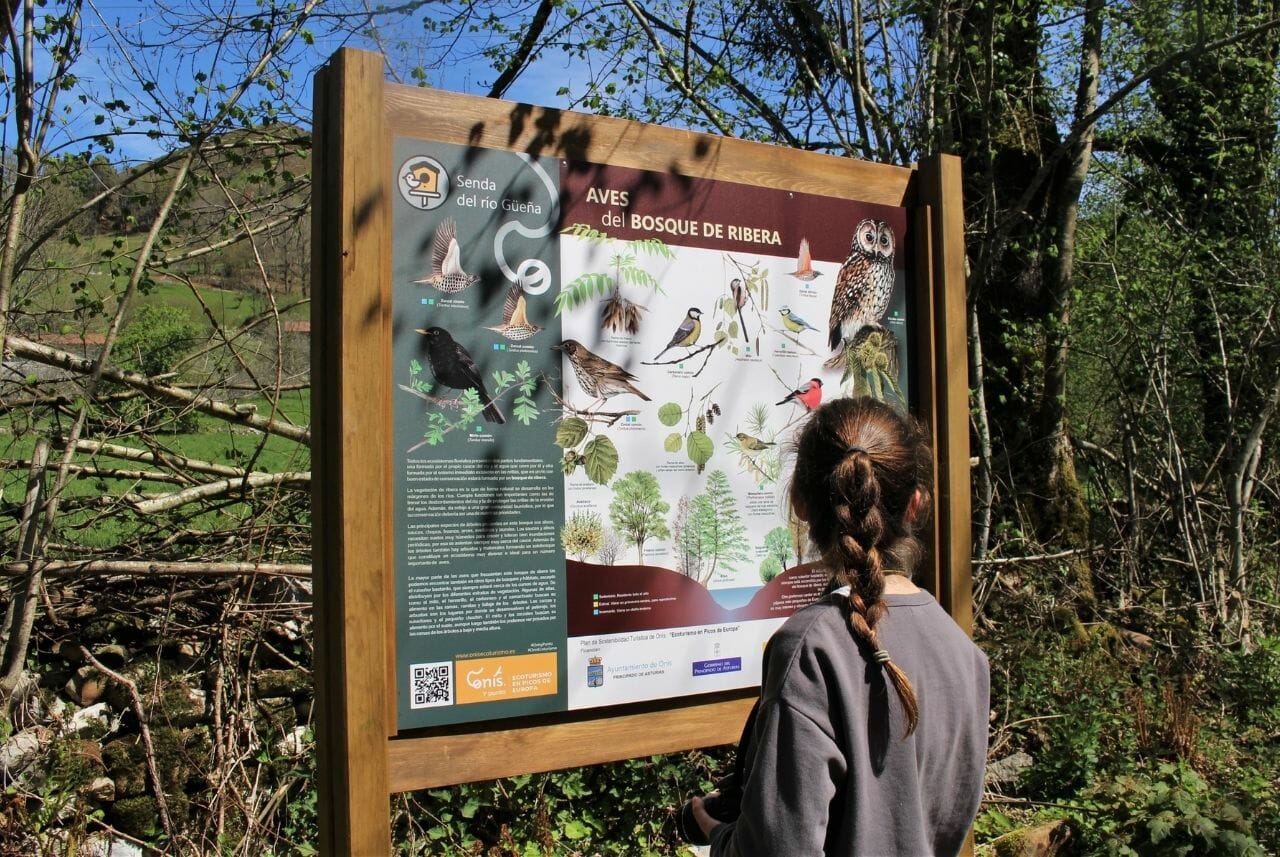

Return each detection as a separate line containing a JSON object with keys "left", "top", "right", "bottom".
{"left": 792, "top": 398, "right": 930, "bottom": 738}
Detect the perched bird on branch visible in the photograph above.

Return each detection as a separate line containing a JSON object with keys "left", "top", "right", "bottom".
{"left": 778, "top": 305, "right": 819, "bottom": 335}
{"left": 776, "top": 378, "right": 823, "bottom": 411}
{"left": 653, "top": 307, "right": 702, "bottom": 360}
{"left": 415, "top": 326, "right": 505, "bottom": 423}
{"left": 414, "top": 217, "right": 479, "bottom": 293}
{"left": 729, "top": 278, "right": 750, "bottom": 341}
{"left": 735, "top": 432, "right": 776, "bottom": 453}
{"left": 827, "top": 219, "right": 894, "bottom": 353}
{"left": 554, "top": 339, "right": 650, "bottom": 408}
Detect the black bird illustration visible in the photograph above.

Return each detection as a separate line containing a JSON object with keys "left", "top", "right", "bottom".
{"left": 415, "top": 326, "right": 505, "bottom": 423}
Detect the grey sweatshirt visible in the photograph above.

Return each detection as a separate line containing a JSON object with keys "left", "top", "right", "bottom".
{"left": 709, "top": 590, "right": 989, "bottom": 857}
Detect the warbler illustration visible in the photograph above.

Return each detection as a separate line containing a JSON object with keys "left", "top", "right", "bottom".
{"left": 653, "top": 307, "right": 703, "bottom": 360}
{"left": 735, "top": 432, "right": 776, "bottom": 453}
{"left": 778, "top": 305, "right": 820, "bottom": 335}
{"left": 776, "top": 378, "right": 823, "bottom": 411}
{"left": 554, "top": 339, "right": 651, "bottom": 408}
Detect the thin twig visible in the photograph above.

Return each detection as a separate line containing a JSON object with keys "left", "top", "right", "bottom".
{"left": 80, "top": 647, "right": 174, "bottom": 840}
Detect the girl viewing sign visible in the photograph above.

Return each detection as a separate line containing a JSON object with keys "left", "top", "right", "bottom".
{"left": 390, "top": 138, "right": 910, "bottom": 730}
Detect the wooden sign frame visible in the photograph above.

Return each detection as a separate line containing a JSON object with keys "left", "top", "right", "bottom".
{"left": 311, "top": 48, "right": 969, "bottom": 855}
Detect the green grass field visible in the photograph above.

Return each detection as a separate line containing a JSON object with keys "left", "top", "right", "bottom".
{"left": 15, "top": 234, "right": 307, "bottom": 335}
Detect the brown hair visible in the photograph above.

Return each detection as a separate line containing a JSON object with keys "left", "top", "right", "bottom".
{"left": 790, "top": 396, "right": 932, "bottom": 736}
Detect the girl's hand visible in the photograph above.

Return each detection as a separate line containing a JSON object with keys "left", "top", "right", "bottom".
{"left": 691, "top": 793, "right": 724, "bottom": 839}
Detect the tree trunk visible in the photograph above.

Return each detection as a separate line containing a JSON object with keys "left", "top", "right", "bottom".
{"left": 0, "top": 439, "right": 49, "bottom": 700}
{"left": 1034, "top": 0, "right": 1102, "bottom": 601}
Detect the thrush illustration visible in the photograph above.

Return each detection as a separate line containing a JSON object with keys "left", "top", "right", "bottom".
{"left": 778, "top": 306, "right": 819, "bottom": 334}
{"left": 787, "top": 237, "right": 822, "bottom": 281}
{"left": 735, "top": 432, "right": 776, "bottom": 453}
{"left": 729, "top": 278, "right": 749, "bottom": 341}
{"left": 415, "top": 326, "right": 505, "bottom": 423}
{"left": 776, "top": 378, "right": 823, "bottom": 411}
{"left": 653, "top": 307, "right": 702, "bottom": 360}
{"left": 413, "top": 217, "right": 479, "bottom": 293}
{"left": 554, "top": 339, "right": 651, "bottom": 408}
{"left": 486, "top": 282, "right": 542, "bottom": 341}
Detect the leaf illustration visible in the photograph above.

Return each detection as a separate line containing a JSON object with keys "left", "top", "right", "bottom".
{"left": 556, "top": 272, "right": 616, "bottom": 314}
{"left": 583, "top": 435, "right": 619, "bottom": 485}
{"left": 555, "top": 417, "right": 590, "bottom": 448}
{"left": 663, "top": 432, "right": 682, "bottom": 453}
{"left": 619, "top": 265, "right": 658, "bottom": 290}
{"left": 561, "top": 223, "right": 610, "bottom": 241}
{"left": 687, "top": 430, "right": 714, "bottom": 471}
{"left": 629, "top": 237, "right": 676, "bottom": 259}
{"left": 657, "top": 403, "right": 683, "bottom": 426}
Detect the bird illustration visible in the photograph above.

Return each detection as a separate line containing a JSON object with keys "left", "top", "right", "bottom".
{"left": 415, "top": 326, "right": 505, "bottom": 423}
{"left": 778, "top": 306, "right": 819, "bottom": 335}
{"left": 554, "top": 339, "right": 651, "bottom": 408}
{"left": 827, "top": 219, "right": 895, "bottom": 353}
{"left": 776, "top": 378, "right": 823, "bottom": 411}
{"left": 735, "top": 432, "right": 776, "bottom": 453}
{"left": 787, "top": 238, "right": 822, "bottom": 281}
{"left": 653, "top": 307, "right": 702, "bottom": 360}
{"left": 729, "top": 279, "right": 749, "bottom": 341}
{"left": 413, "top": 217, "right": 479, "bottom": 293}
{"left": 486, "top": 282, "right": 542, "bottom": 341}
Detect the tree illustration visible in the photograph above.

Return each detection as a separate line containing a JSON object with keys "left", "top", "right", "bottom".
{"left": 609, "top": 471, "right": 671, "bottom": 564}
{"left": 598, "top": 528, "right": 624, "bottom": 566}
{"left": 561, "top": 512, "right": 604, "bottom": 561}
{"left": 763, "top": 525, "right": 794, "bottom": 571}
{"left": 557, "top": 224, "right": 673, "bottom": 333}
{"left": 687, "top": 470, "right": 750, "bottom": 583}
{"left": 672, "top": 496, "right": 707, "bottom": 579}
{"left": 759, "top": 556, "right": 783, "bottom": 583}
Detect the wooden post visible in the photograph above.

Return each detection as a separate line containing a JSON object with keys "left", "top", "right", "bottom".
{"left": 915, "top": 153, "right": 972, "bottom": 632}
{"left": 311, "top": 48, "right": 393, "bottom": 856}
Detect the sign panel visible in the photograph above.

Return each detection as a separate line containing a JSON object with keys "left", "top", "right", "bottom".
{"left": 391, "top": 138, "right": 911, "bottom": 730}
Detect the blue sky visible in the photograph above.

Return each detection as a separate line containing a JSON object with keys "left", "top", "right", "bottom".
{"left": 20, "top": 2, "right": 577, "bottom": 163}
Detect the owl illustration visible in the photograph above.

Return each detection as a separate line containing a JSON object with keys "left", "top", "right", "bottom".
{"left": 827, "top": 219, "right": 895, "bottom": 353}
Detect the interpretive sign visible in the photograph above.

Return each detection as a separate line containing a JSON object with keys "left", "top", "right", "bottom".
{"left": 389, "top": 140, "right": 913, "bottom": 730}
{"left": 312, "top": 48, "right": 969, "bottom": 856}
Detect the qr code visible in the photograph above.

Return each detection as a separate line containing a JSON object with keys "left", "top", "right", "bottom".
{"left": 410, "top": 661, "right": 453, "bottom": 709}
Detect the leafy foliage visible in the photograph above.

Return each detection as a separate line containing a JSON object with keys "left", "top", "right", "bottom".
{"left": 609, "top": 470, "right": 671, "bottom": 564}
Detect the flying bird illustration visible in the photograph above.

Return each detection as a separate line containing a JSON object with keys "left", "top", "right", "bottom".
{"left": 827, "top": 219, "right": 895, "bottom": 353}
{"left": 735, "top": 432, "right": 776, "bottom": 453}
{"left": 787, "top": 238, "right": 822, "bottom": 281}
{"left": 415, "top": 326, "right": 505, "bottom": 423}
{"left": 776, "top": 378, "right": 823, "bottom": 411}
{"left": 413, "top": 217, "right": 479, "bottom": 293}
{"left": 778, "top": 305, "right": 819, "bottom": 334}
{"left": 554, "top": 339, "right": 651, "bottom": 408}
{"left": 653, "top": 307, "right": 702, "bottom": 360}
{"left": 486, "top": 282, "right": 542, "bottom": 341}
